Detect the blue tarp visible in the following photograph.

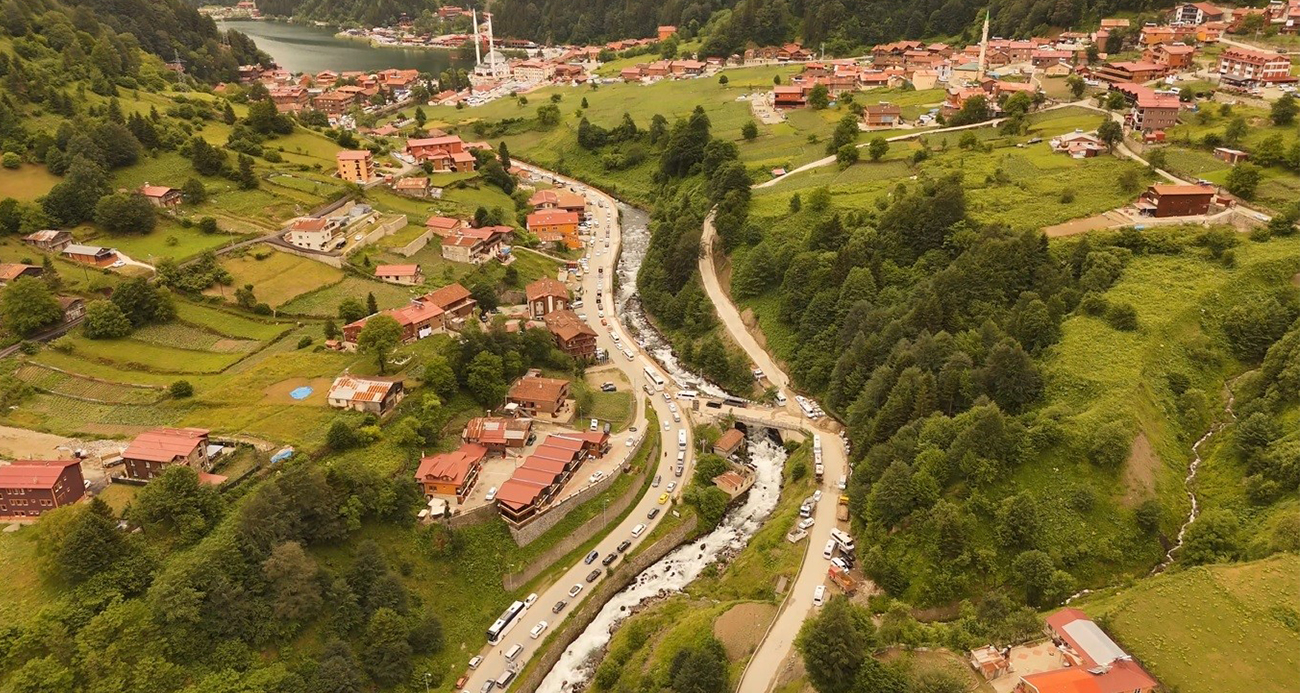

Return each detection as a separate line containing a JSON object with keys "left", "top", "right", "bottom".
{"left": 270, "top": 448, "right": 295, "bottom": 464}
{"left": 289, "top": 386, "right": 313, "bottom": 400}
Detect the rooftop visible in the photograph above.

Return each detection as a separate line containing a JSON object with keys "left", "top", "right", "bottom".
{"left": 375, "top": 264, "right": 420, "bottom": 277}
{"left": 328, "top": 375, "right": 401, "bottom": 403}
{"left": 0, "top": 459, "right": 80, "bottom": 490}
{"left": 508, "top": 375, "right": 570, "bottom": 403}
{"left": 525, "top": 277, "right": 568, "bottom": 301}
{"left": 421, "top": 282, "right": 472, "bottom": 309}
{"left": 123, "top": 428, "right": 209, "bottom": 463}
{"left": 415, "top": 443, "right": 486, "bottom": 487}
{"left": 336, "top": 149, "right": 372, "bottom": 160}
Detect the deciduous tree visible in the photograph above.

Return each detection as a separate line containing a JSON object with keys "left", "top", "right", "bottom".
{"left": 357, "top": 314, "right": 402, "bottom": 374}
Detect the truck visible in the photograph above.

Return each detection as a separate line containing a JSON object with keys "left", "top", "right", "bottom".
{"left": 814, "top": 462, "right": 825, "bottom": 481}
{"left": 836, "top": 495, "right": 849, "bottom": 522}
{"left": 828, "top": 564, "right": 858, "bottom": 594}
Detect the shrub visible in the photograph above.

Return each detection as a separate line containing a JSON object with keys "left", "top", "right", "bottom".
{"left": 1105, "top": 302, "right": 1138, "bottom": 331}
{"left": 170, "top": 380, "right": 194, "bottom": 398}
{"left": 1059, "top": 188, "right": 1076, "bottom": 204}
{"left": 297, "top": 336, "right": 313, "bottom": 349}
{"left": 1, "top": 152, "right": 19, "bottom": 169}
{"left": 1088, "top": 421, "right": 1131, "bottom": 468}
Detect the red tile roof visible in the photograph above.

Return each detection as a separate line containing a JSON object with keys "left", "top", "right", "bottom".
{"left": 0, "top": 459, "right": 80, "bottom": 490}
{"left": 527, "top": 209, "right": 580, "bottom": 228}
{"left": 328, "top": 375, "right": 401, "bottom": 403}
{"left": 336, "top": 149, "right": 372, "bottom": 160}
{"left": 415, "top": 443, "right": 486, "bottom": 488}
{"left": 425, "top": 216, "right": 463, "bottom": 230}
{"left": 508, "top": 375, "right": 570, "bottom": 404}
{"left": 422, "top": 283, "right": 472, "bottom": 310}
{"left": 138, "top": 185, "right": 175, "bottom": 198}
{"left": 0, "top": 263, "right": 39, "bottom": 281}
{"left": 495, "top": 478, "right": 549, "bottom": 509}
{"left": 526, "top": 277, "right": 568, "bottom": 302}
{"left": 716, "top": 429, "right": 745, "bottom": 453}
{"left": 123, "top": 428, "right": 209, "bottom": 463}
{"left": 375, "top": 264, "right": 420, "bottom": 277}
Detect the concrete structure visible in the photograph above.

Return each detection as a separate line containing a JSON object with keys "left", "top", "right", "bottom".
{"left": 336, "top": 150, "right": 378, "bottom": 183}
{"left": 525, "top": 277, "right": 569, "bottom": 318}
{"left": 393, "top": 177, "right": 431, "bottom": 197}
{"left": 0, "top": 459, "right": 85, "bottom": 519}
{"left": 284, "top": 217, "right": 343, "bottom": 252}
{"left": 1094, "top": 60, "right": 1167, "bottom": 83}
{"left": 1136, "top": 183, "right": 1215, "bottom": 216}
{"left": 311, "top": 91, "right": 355, "bottom": 115}
{"left": 1171, "top": 1, "right": 1225, "bottom": 25}
{"left": 1217, "top": 47, "right": 1293, "bottom": 85}
{"left": 1144, "top": 43, "right": 1196, "bottom": 70}
{"left": 374, "top": 263, "right": 423, "bottom": 285}
{"left": 969, "top": 645, "right": 1011, "bottom": 680}
{"left": 1213, "top": 146, "right": 1249, "bottom": 164}
{"left": 507, "top": 372, "right": 570, "bottom": 415}
{"left": 440, "top": 226, "right": 511, "bottom": 264}
{"left": 121, "top": 427, "right": 211, "bottom": 480}
{"left": 327, "top": 375, "right": 405, "bottom": 415}
{"left": 1014, "top": 608, "right": 1158, "bottom": 693}
{"left": 416, "top": 443, "right": 486, "bottom": 501}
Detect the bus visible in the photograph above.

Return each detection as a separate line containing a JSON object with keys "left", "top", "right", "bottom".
{"left": 486, "top": 601, "right": 526, "bottom": 645}
{"left": 678, "top": 429, "right": 688, "bottom": 451}
{"left": 677, "top": 390, "right": 698, "bottom": 400}
{"left": 643, "top": 365, "right": 665, "bottom": 392}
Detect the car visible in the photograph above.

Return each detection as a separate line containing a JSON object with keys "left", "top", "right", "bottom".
{"left": 600, "top": 317, "right": 608, "bottom": 326}
{"left": 813, "top": 490, "right": 822, "bottom": 503}
{"left": 668, "top": 402, "right": 678, "bottom": 413}
{"left": 813, "top": 585, "right": 826, "bottom": 607}
{"left": 552, "top": 600, "right": 567, "bottom": 614}
{"left": 568, "top": 584, "right": 583, "bottom": 597}
{"left": 485, "top": 486, "right": 497, "bottom": 502}
{"left": 589, "top": 470, "right": 606, "bottom": 484}
{"left": 597, "top": 309, "right": 605, "bottom": 318}
{"left": 590, "top": 418, "right": 599, "bottom": 431}
{"left": 524, "top": 593, "right": 538, "bottom": 608}
{"left": 530, "top": 621, "right": 549, "bottom": 639}
{"left": 625, "top": 438, "right": 635, "bottom": 447}
{"left": 481, "top": 681, "right": 494, "bottom": 693}
{"left": 584, "top": 549, "right": 600, "bottom": 565}
{"left": 672, "top": 412, "right": 681, "bottom": 422}
{"left": 457, "top": 675, "right": 469, "bottom": 689}
{"left": 662, "top": 392, "right": 672, "bottom": 402}
{"left": 601, "top": 553, "right": 618, "bottom": 566}
{"left": 601, "top": 382, "right": 617, "bottom": 392}
{"left": 578, "top": 313, "right": 587, "bottom": 321}
{"left": 585, "top": 569, "right": 601, "bottom": 583}
{"left": 652, "top": 475, "right": 661, "bottom": 487}
{"left": 617, "top": 540, "right": 631, "bottom": 553}
{"left": 663, "top": 421, "right": 670, "bottom": 431}
{"left": 837, "top": 476, "right": 847, "bottom": 490}
{"left": 631, "top": 523, "right": 647, "bottom": 537}
{"left": 666, "top": 481, "right": 677, "bottom": 492}
{"left": 831, "top": 557, "right": 850, "bottom": 572}
{"left": 798, "top": 517, "right": 815, "bottom": 530}
{"left": 468, "top": 655, "right": 483, "bottom": 670}
{"left": 647, "top": 507, "right": 660, "bottom": 520}
{"left": 658, "top": 493, "right": 669, "bottom": 504}
{"left": 674, "top": 464, "right": 683, "bottom": 477}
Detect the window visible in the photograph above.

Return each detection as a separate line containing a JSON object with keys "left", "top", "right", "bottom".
{"left": 39, "top": 500, "right": 51, "bottom": 507}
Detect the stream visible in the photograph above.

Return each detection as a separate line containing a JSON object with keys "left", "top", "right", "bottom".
{"left": 536, "top": 435, "right": 789, "bottom": 692}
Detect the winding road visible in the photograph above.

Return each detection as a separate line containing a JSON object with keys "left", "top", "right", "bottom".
{"left": 457, "top": 163, "right": 700, "bottom": 693}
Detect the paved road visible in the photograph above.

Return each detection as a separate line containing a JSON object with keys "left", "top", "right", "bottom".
{"left": 0, "top": 317, "right": 84, "bottom": 359}
{"left": 457, "top": 164, "right": 699, "bottom": 693}
{"left": 697, "top": 212, "right": 852, "bottom": 693}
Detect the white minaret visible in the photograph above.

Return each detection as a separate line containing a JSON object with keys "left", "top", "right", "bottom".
{"left": 976, "top": 9, "right": 990, "bottom": 82}
{"left": 487, "top": 12, "right": 498, "bottom": 76}
{"left": 472, "top": 8, "right": 482, "bottom": 67}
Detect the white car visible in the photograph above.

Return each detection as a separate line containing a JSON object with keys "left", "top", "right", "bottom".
{"left": 524, "top": 593, "right": 538, "bottom": 608}
{"left": 625, "top": 437, "right": 635, "bottom": 447}
{"left": 666, "top": 481, "right": 676, "bottom": 492}
{"left": 662, "top": 393, "right": 672, "bottom": 402}
{"left": 590, "top": 418, "right": 599, "bottom": 431}
{"left": 672, "top": 412, "right": 681, "bottom": 422}
{"left": 813, "top": 585, "right": 826, "bottom": 607}
{"left": 589, "top": 470, "right": 606, "bottom": 484}
{"left": 668, "top": 403, "right": 678, "bottom": 413}
{"left": 485, "top": 486, "right": 497, "bottom": 502}
{"left": 530, "top": 621, "right": 548, "bottom": 639}
{"left": 568, "top": 584, "right": 583, "bottom": 597}
{"left": 663, "top": 421, "right": 670, "bottom": 431}
{"left": 110, "top": 260, "right": 126, "bottom": 268}
{"left": 813, "top": 490, "right": 822, "bottom": 503}
{"left": 798, "top": 517, "right": 815, "bottom": 530}
{"left": 468, "top": 655, "right": 483, "bottom": 670}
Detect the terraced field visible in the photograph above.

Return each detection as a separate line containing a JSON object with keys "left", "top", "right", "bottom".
{"left": 12, "top": 364, "right": 165, "bottom": 404}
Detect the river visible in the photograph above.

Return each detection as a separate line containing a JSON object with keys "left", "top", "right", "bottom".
{"left": 216, "top": 20, "right": 460, "bottom": 74}
{"left": 537, "top": 434, "right": 788, "bottom": 692}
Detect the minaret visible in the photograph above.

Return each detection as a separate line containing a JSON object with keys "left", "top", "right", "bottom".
{"left": 976, "top": 9, "right": 990, "bottom": 82}
{"left": 487, "top": 11, "right": 498, "bottom": 76}
{"left": 472, "top": 8, "right": 482, "bottom": 68}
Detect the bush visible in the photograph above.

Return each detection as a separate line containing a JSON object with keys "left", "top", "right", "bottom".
{"left": 297, "top": 336, "right": 313, "bottom": 349}
{"left": 169, "top": 380, "right": 194, "bottom": 398}
{"left": 1, "top": 152, "right": 19, "bottom": 169}
{"left": 1088, "top": 421, "right": 1131, "bottom": 468}
{"left": 790, "top": 459, "right": 808, "bottom": 481}
{"left": 1104, "top": 302, "right": 1138, "bottom": 331}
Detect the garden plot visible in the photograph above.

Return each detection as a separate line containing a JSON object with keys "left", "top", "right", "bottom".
{"left": 13, "top": 365, "right": 165, "bottom": 405}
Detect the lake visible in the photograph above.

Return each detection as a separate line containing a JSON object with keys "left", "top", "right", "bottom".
{"left": 216, "top": 20, "right": 460, "bottom": 75}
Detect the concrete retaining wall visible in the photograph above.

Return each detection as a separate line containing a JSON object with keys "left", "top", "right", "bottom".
{"left": 446, "top": 501, "right": 499, "bottom": 529}
{"left": 345, "top": 213, "right": 408, "bottom": 257}
{"left": 271, "top": 243, "right": 344, "bottom": 269}
{"left": 513, "top": 514, "right": 700, "bottom": 693}
{"left": 395, "top": 227, "right": 437, "bottom": 257}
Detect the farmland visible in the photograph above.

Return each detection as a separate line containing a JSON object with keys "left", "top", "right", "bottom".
{"left": 206, "top": 251, "right": 346, "bottom": 308}
{"left": 1076, "top": 554, "right": 1300, "bottom": 693}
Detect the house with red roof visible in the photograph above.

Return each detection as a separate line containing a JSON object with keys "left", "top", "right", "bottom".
{"left": 439, "top": 225, "right": 511, "bottom": 265}
{"left": 405, "top": 135, "right": 476, "bottom": 172}
{"left": 415, "top": 443, "right": 486, "bottom": 501}
{"left": 342, "top": 300, "right": 445, "bottom": 346}
{"left": 1013, "top": 609, "right": 1158, "bottom": 693}
{"left": 138, "top": 184, "right": 183, "bottom": 209}
{"left": 327, "top": 375, "right": 405, "bottom": 415}
{"left": 1172, "top": 1, "right": 1225, "bottom": 25}
{"left": 0, "top": 263, "right": 42, "bottom": 285}
{"left": 543, "top": 309, "right": 598, "bottom": 360}
{"left": 527, "top": 209, "right": 581, "bottom": 249}
{"left": 463, "top": 417, "right": 533, "bottom": 455}
{"left": 507, "top": 372, "right": 571, "bottom": 416}
{"left": 0, "top": 459, "right": 85, "bottom": 519}
{"left": 424, "top": 215, "right": 466, "bottom": 237}
{"left": 374, "top": 263, "right": 424, "bottom": 285}
{"left": 121, "top": 428, "right": 212, "bottom": 481}
{"left": 1217, "top": 46, "right": 1293, "bottom": 85}
{"left": 528, "top": 189, "right": 587, "bottom": 218}
{"left": 525, "top": 277, "right": 569, "bottom": 318}
{"left": 420, "top": 282, "right": 476, "bottom": 320}
{"left": 494, "top": 433, "right": 591, "bottom": 523}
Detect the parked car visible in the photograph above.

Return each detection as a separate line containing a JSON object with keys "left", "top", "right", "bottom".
{"left": 552, "top": 600, "right": 567, "bottom": 614}
{"left": 468, "top": 656, "right": 483, "bottom": 670}
{"left": 798, "top": 517, "right": 815, "bottom": 530}
{"left": 617, "top": 540, "right": 631, "bottom": 553}
{"left": 666, "top": 481, "right": 676, "bottom": 492}
{"left": 585, "top": 569, "right": 601, "bottom": 583}
{"left": 485, "top": 487, "right": 497, "bottom": 502}
{"left": 652, "top": 475, "right": 661, "bottom": 487}
{"left": 601, "top": 553, "right": 617, "bottom": 566}
{"left": 646, "top": 508, "right": 660, "bottom": 520}
{"left": 524, "top": 593, "right": 538, "bottom": 608}
{"left": 530, "top": 621, "right": 548, "bottom": 639}
{"left": 584, "top": 550, "right": 599, "bottom": 565}
{"left": 601, "top": 382, "right": 617, "bottom": 392}
{"left": 588, "top": 471, "right": 606, "bottom": 484}
{"left": 658, "top": 493, "right": 669, "bottom": 505}
{"left": 568, "top": 584, "right": 583, "bottom": 597}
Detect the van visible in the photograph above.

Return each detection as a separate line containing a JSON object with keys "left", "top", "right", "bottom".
{"left": 676, "top": 451, "right": 685, "bottom": 464}
{"left": 677, "top": 430, "right": 687, "bottom": 450}
{"left": 495, "top": 669, "right": 517, "bottom": 688}
{"left": 775, "top": 391, "right": 788, "bottom": 405}
{"left": 631, "top": 523, "right": 646, "bottom": 537}
{"left": 823, "top": 539, "right": 836, "bottom": 560}
{"left": 677, "top": 390, "right": 697, "bottom": 400}
{"left": 504, "top": 644, "right": 523, "bottom": 661}
{"left": 813, "top": 585, "right": 826, "bottom": 607}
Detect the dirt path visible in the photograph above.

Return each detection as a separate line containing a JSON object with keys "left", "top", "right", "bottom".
{"left": 0, "top": 426, "right": 76, "bottom": 459}
{"left": 713, "top": 602, "right": 777, "bottom": 661}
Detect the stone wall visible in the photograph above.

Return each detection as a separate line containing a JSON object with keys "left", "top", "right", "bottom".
{"left": 395, "top": 227, "right": 436, "bottom": 257}
{"left": 445, "top": 501, "right": 499, "bottom": 529}
{"left": 271, "top": 243, "right": 344, "bottom": 269}
{"left": 345, "top": 213, "right": 409, "bottom": 256}
{"left": 513, "top": 514, "right": 700, "bottom": 693}
{"left": 502, "top": 464, "right": 651, "bottom": 592}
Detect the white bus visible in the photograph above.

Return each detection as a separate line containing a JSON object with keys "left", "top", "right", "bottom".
{"left": 829, "top": 528, "right": 855, "bottom": 554}
{"left": 643, "top": 365, "right": 665, "bottom": 392}
{"left": 678, "top": 429, "right": 687, "bottom": 451}
{"left": 486, "top": 601, "right": 526, "bottom": 645}
{"left": 677, "top": 390, "right": 698, "bottom": 400}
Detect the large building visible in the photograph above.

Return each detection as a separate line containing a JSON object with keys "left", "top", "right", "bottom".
{"left": 1014, "top": 608, "right": 1158, "bottom": 693}
{"left": 121, "top": 427, "right": 212, "bottom": 481}
{"left": 22, "top": 229, "right": 73, "bottom": 253}
{"left": 1217, "top": 47, "right": 1292, "bottom": 85}
{"left": 507, "top": 372, "right": 571, "bottom": 416}
{"left": 342, "top": 300, "right": 444, "bottom": 346}
{"left": 374, "top": 263, "right": 423, "bottom": 285}
{"left": 527, "top": 209, "right": 581, "bottom": 249}
{"left": 439, "top": 226, "right": 511, "bottom": 265}
{"left": 336, "top": 150, "right": 378, "bottom": 183}
{"left": 543, "top": 309, "right": 598, "bottom": 360}
{"left": 0, "top": 459, "right": 85, "bottom": 519}
{"left": 527, "top": 189, "right": 587, "bottom": 218}
{"left": 1093, "top": 60, "right": 1168, "bottom": 83}
{"left": 327, "top": 375, "right": 405, "bottom": 415}
{"left": 1136, "top": 183, "right": 1216, "bottom": 217}
{"left": 284, "top": 217, "right": 343, "bottom": 252}
{"left": 415, "top": 443, "right": 486, "bottom": 501}
{"left": 494, "top": 434, "right": 588, "bottom": 523}
{"left": 406, "top": 135, "right": 476, "bottom": 172}
{"left": 138, "top": 184, "right": 183, "bottom": 209}
{"left": 61, "top": 244, "right": 117, "bottom": 267}
{"left": 463, "top": 417, "right": 533, "bottom": 455}
{"left": 525, "top": 277, "right": 569, "bottom": 318}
